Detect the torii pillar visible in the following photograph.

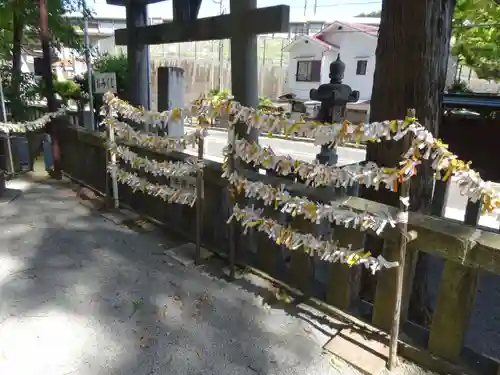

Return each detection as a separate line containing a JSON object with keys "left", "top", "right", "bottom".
{"left": 107, "top": 0, "right": 164, "bottom": 109}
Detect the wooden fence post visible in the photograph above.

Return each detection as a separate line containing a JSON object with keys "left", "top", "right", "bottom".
{"left": 226, "top": 113, "right": 237, "bottom": 280}
{"left": 105, "top": 103, "right": 119, "bottom": 209}
{"left": 428, "top": 261, "right": 478, "bottom": 361}
{"left": 387, "top": 108, "right": 415, "bottom": 370}
{"left": 195, "top": 132, "right": 205, "bottom": 264}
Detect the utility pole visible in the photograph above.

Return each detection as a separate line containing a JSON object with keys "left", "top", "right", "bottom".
{"left": 84, "top": 14, "right": 95, "bottom": 130}
{"left": 39, "top": 0, "right": 61, "bottom": 178}
{"left": 213, "top": 0, "right": 225, "bottom": 90}
{"left": 303, "top": 0, "right": 307, "bottom": 17}
{"left": 314, "top": 0, "right": 318, "bottom": 15}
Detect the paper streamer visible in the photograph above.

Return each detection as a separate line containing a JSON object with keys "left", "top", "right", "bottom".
{"left": 0, "top": 107, "right": 66, "bottom": 134}
{"left": 104, "top": 117, "right": 205, "bottom": 153}
{"left": 228, "top": 138, "right": 417, "bottom": 191}
{"left": 228, "top": 204, "right": 399, "bottom": 274}
{"left": 107, "top": 164, "right": 197, "bottom": 206}
{"left": 109, "top": 142, "right": 201, "bottom": 178}
{"left": 222, "top": 167, "right": 397, "bottom": 235}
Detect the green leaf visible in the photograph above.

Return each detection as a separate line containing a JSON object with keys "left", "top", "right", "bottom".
{"left": 452, "top": 0, "right": 500, "bottom": 80}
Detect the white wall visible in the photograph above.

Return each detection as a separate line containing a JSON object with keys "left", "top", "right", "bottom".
{"left": 323, "top": 30, "right": 376, "bottom": 101}
{"left": 321, "top": 50, "right": 336, "bottom": 85}
{"left": 286, "top": 39, "right": 326, "bottom": 100}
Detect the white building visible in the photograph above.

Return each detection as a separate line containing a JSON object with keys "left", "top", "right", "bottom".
{"left": 283, "top": 19, "right": 379, "bottom": 106}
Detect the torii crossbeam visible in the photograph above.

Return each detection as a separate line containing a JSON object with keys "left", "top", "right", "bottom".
{"left": 106, "top": 0, "right": 290, "bottom": 111}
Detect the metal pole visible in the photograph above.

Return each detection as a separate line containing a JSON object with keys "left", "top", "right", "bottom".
{"left": 280, "top": 39, "right": 284, "bottom": 67}
{"left": 0, "top": 72, "right": 6, "bottom": 122}
{"left": 108, "top": 117, "right": 119, "bottom": 209}
{"left": 227, "top": 123, "right": 236, "bottom": 280}
{"left": 0, "top": 75, "right": 15, "bottom": 176}
{"left": 217, "top": 1, "right": 224, "bottom": 90}
{"left": 84, "top": 16, "right": 95, "bottom": 130}
{"left": 260, "top": 38, "right": 266, "bottom": 96}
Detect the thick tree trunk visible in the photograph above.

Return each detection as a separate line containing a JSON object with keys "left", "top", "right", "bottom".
{"left": 11, "top": 8, "right": 24, "bottom": 121}
{"left": 364, "top": 0, "right": 456, "bottom": 207}
{"left": 361, "top": 0, "right": 456, "bottom": 324}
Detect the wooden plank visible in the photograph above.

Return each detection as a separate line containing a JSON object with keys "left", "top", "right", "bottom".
{"left": 255, "top": 206, "right": 281, "bottom": 275}
{"left": 289, "top": 216, "right": 314, "bottom": 293}
{"left": 430, "top": 179, "right": 450, "bottom": 217}
{"left": 428, "top": 260, "right": 479, "bottom": 361}
{"left": 372, "top": 239, "right": 418, "bottom": 331}
{"left": 464, "top": 200, "right": 481, "bottom": 227}
{"left": 114, "top": 5, "right": 290, "bottom": 45}
{"left": 326, "top": 227, "right": 364, "bottom": 311}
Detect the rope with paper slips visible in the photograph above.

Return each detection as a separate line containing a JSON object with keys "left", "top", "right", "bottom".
{"left": 0, "top": 107, "right": 66, "bottom": 134}
{"left": 222, "top": 135, "right": 413, "bottom": 271}
{"left": 100, "top": 93, "right": 400, "bottom": 269}
{"left": 193, "top": 96, "right": 500, "bottom": 218}
{"left": 102, "top": 93, "right": 205, "bottom": 206}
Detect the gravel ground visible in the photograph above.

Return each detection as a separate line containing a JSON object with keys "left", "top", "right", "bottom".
{"left": 0, "top": 178, "right": 437, "bottom": 375}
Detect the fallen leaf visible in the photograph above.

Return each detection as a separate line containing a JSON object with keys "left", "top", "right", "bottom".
{"left": 329, "top": 357, "right": 342, "bottom": 370}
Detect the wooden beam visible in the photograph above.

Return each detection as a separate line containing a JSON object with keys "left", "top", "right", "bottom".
{"left": 106, "top": 0, "right": 164, "bottom": 5}
{"left": 172, "top": 0, "right": 202, "bottom": 21}
{"left": 114, "top": 5, "right": 290, "bottom": 45}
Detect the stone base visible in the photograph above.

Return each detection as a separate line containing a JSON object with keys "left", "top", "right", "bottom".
{"left": 165, "top": 243, "right": 213, "bottom": 267}
{"left": 323, "top": 326, "right": 390, "bottom": 375}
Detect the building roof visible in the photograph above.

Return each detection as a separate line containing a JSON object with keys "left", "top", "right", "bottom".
{"left": 316, "top": 21, "right": 379, "bottom": 38}
{"left": 282, "top": 34, "right": 339, "bottom": 52}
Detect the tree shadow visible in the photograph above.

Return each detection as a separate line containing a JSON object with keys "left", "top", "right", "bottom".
{"left": 0, "top": 179, "right": 345, "bottom": 375}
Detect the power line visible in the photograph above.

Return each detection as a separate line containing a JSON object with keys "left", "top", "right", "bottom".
{"left": 290, "top": 0, "right": 381, "bottom": 8}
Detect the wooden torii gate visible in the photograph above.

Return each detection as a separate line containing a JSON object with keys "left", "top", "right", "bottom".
{"left": 106, "top": 0, "right": 290, "bottom": 115}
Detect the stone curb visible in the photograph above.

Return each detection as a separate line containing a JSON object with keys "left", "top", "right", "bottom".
{"left": 185, "top": 124, "right": 367, "bottom": 149}
{"left": 75, "top": 186, "right": 107, "bottom": 211}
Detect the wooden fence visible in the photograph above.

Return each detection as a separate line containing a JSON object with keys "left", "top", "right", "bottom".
{"left": 50, "top": 114, "right": 500, "bottom": 375}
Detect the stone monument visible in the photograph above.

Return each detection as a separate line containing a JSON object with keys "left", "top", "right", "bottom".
{"left": 309, "top": 54, "right": 359, "bottom": 165}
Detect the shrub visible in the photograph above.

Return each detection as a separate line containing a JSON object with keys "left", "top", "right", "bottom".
{"left": 74, "top": 52, "right": 128, "bottom": 112}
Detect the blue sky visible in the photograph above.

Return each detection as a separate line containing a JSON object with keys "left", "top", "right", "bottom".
{"left": 87, "top": 0, "right": 382, "bottom": 21}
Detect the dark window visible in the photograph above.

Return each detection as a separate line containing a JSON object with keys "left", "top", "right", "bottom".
{"left": 296, "top": 60, "right": 321, "bottom": 82}
{"left": 356, "top": 60, "right": 368, "bottom": 75}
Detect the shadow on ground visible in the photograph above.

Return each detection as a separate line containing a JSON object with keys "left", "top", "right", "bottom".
{"left": 0, "top": 178, "right": 364, "bottom": 375}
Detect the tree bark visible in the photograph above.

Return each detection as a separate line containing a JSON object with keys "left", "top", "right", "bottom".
{"left": 39, "top": 0, "right": 61, "bottom": 178}
{"left": 361, "top": 0, "right": 456, "bottom": 323}
{"left": 11, "top": 7, "right": 24, "bottom": 121}
{"left": 364, "top": 0, "right": 456, "bottom": 208}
